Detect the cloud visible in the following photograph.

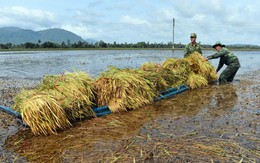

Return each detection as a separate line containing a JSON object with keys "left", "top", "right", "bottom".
{"left": 120, "top": 15, "right": 149, "bottom": 25}
{"left": 0, "top": 1, "right": 259, "bottom": 45}
{"left": 61, "top": 24, "right": 103, "bottom": 40}
{"left": 73, "top": 9, "right": 104, "bottom": 25}
{"left": 158, "top": 0, "right": 260, "bottom": 45}
{"left": 0, "top": 6, "right": 56, "bottom": 30}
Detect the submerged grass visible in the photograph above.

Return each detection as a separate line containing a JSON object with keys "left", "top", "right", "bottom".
{"left": 109, "top": 136, "right": 260, "bottom": 162}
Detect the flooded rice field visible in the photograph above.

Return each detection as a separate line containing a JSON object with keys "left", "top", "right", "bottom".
{"left": 0, "top": 50, "right": 259, "bottom": 79}
{"left": 0, "top": 50, "right": 260, "bottom": 162}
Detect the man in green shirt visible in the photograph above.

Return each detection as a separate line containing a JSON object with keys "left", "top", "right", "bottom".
{"left": 206, "top": 41, "right": 241, "bottom": 84}
{"left": 184, "top": 33, "right": 202, "bottom": 57}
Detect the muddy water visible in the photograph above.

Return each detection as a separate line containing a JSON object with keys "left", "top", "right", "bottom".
{"left": 0, "top": 50, "right": 260, "bottom": 162}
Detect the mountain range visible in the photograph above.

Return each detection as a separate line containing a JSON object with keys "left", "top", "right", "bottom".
{"left": 0, "top": 27, "right": 87, "bottom": 44}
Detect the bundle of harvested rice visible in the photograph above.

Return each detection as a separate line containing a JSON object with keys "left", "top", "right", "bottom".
{"left": 39, "top": 70, "right": 96, "bottom": 121}
{"left": 162, "top": 58, "right": 190, "bottom": 85}
{"left": 187, "top": 72, "right": 208, "bottom": 89}
{"left": 96, "top": 66, "right": 156, "bottom": 112}
{"left": 161, "top": 53, "right": 217, "bottom": 89}
{"left": 13, "top": 89, "right": 71, "bottom": 135}
{"left": 161, "top": 58, "right": 178, "bottom": 68}
{"left": 185, "top": 52, "right": 218, "bottom": 83}
{"left": 140, "top": 62, "right": 183, "bottom": 92}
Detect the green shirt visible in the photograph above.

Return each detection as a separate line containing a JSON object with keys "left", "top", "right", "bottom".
{"left": 207, "top": 47, "right": 241, "bottom": 72}
{"left": 184, "top": 42, "right": 202, "bottom": 57}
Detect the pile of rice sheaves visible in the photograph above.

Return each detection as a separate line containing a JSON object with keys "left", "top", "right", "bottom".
{"left": 184, "top": 52, "right": 217, "bottom": 89}
{"left": 140, "top": 62, "right": 183, "bottom": 92}
{"left": 185, "top": 52, "right": 218, "bottom": 83}
{"left": 13, "top": 70, "right": 96, "bottom": 135}
{"left": 96, "top": 66, "right": 156, "bottom": 112}
{"left": 162, "top": 58, "right": 191, "bottom": 87}
{"left": 161, "top": 52, "right": 218, "bottom": 89}
{"left": 12, "top": 52, "right": 218, "bottom": 135}
{"left": 13, "top": 89, "right": 71, "bottom": 135}
{"left": 187, "top": 72, "right": 208, "bottom": 89}
{"left": 39, "top": 71, "right": 96, "bottom": 121}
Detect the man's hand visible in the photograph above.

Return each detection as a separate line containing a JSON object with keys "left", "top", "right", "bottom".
{"left": 203, "top": 57, "right": 208, "bottom": 61}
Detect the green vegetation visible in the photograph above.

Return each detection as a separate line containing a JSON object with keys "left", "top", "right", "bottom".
{"left": 1, "top": 40, "right": 260, "bottom": 50}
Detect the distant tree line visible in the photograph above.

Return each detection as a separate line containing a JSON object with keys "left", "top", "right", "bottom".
{"left": 0, "top": 40, "right": 259, "bottom": 50}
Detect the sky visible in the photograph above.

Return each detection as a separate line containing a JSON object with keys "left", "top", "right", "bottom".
{"left": 0, "top": 0, "right": 259, "bottom": 45}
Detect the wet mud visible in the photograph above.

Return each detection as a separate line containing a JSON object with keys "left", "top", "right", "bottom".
{"left": 0, "top": 78, "right": 39, "bottom": 162}
{"left": 1, "top": 71, "right": 260, "bottom": 162}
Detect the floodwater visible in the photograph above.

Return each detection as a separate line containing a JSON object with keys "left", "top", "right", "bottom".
{"left": 0, "top": 50, "right": 259, "bottom": 79}
{"left": 0, "top": 50, "right": 175, "bottom": 79}
{"left": 0, "top": 50, "right": 260, "bottom": 162}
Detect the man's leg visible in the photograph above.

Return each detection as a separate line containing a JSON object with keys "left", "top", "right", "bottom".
{"left": 227, "top": 67, "right": 239, "bottom": 82}
{"left": 219, "top": 66, "right": 239, "bottom": 84}
{"left": 219, "top": 70, "right": 228, "bottom": 84}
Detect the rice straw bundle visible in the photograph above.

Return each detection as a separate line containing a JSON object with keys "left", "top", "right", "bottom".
{"left": 161, "top": 58, "right": 178, "bottom": 69}
{"left": 39, "top": 70, "right": 96, "bottom": 121}
{"left": 162, "top": 58, "right": 190, "bottom": 84}
{"left": 140, "top": 62, "right": 183, "bottom": 92}
{"left": 13, "top": 89, "right": 71, "bottom": 135}
{"left": 185, "top": 52, "right": 218, "bottom": 83}
{"left": 187, "top": 72, "right": 208, "bottom": 89}
{"left": 96, "top": 66, "right": 156, "bottom": 112}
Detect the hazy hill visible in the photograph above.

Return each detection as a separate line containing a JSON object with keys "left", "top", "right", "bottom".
{"left": 0, "top": 27, "right": 85, "bottom": 44}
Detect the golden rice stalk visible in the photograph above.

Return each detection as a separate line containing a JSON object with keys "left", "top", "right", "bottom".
{"left": 38, "top": 70, "right": 96, "bottom": 121}
{"left": 185, "top": 52, "right": 218, "bottom": 83}
{"left": 13, "top": 89, "right": 71, "bottom": 135}
{"left": 140, "top": 62, "right": 168, "bottom": 92}
{"left": 162, "top": 58, "right": 190, "bottom": 84}
{"left": 161, "top": 58, "right": 179, "bottom": 69}
{"left": 62, "top": 71, "right": 96, "bottom": 119}
{"left": 187, "top": 72, "right": 208, "bottom": 89}
{"left": 96, "top": 66, "right": 156, "bottom": 112}
{"left": 38, "top": 75, "right": 60, "bottom": 90}
{"left": 140, "top": 62, "right": 183, "bottom": 92}
{"left": 162, "top": 58, "right": 191, "bottom": 74}
{"left": 184, "top": 52, "right": 205, "bottom": 73}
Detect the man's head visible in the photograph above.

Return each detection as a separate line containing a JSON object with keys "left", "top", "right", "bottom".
{"left": 190, "top": 33, "right": 197, "bottom": 43}
{"left": 212, "top": 41, "right": 225, "bottom": 50}
{"left": 190, "top": 33, "right": 197, "bottom": 38}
